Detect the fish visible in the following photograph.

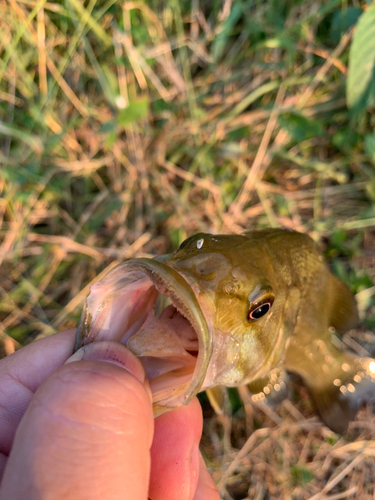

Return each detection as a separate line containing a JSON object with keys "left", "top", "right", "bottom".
{"left": 75, "top": 228, "right": 375, "bottom": 433}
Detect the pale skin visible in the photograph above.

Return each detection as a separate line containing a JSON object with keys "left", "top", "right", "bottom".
{"left": 0, "top": 330, "right": 219, "bottom": 500}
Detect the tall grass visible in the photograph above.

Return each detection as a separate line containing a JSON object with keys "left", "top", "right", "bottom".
{"left": 1, "top": 0, "right": 375, "bottom": 497}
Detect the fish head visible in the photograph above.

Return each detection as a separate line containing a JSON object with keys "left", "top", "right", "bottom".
{"left": 166, "top": 233, "right": 289, "bottom": 389}
{"left": 75, "top": 232, "right": 293, "bottom": 416}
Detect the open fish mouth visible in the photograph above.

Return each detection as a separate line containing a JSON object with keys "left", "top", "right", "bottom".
{"left": 75, "top": 259, "right": 211, "bottom": 416}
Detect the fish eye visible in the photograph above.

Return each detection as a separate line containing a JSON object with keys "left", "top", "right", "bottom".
{"left": 247, "top": 294, "right": 274, "bottom": 321}
{"left": 248, "top": 303, "right": 271, "bottom": 320}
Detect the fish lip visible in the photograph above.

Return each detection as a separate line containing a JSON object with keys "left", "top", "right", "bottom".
{"left": 112, "top": 258, "right": 211, "bottom": 405}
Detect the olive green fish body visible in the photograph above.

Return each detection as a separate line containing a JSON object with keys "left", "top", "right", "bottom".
{"left": 75, "top": 228, "right": 373, "bottom": 432}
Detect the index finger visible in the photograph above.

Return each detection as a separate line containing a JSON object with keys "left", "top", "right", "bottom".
{"left": 0, "top": 329, "right": 76, "bottom": 456}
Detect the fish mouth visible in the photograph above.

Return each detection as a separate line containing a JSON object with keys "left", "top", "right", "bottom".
{"left": 75, "top": 258, "right": 211, "bottom": 415}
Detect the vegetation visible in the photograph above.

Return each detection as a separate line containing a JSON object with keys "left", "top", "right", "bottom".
{"left": 1, "top": 0, "right": 375, "bottom": 498}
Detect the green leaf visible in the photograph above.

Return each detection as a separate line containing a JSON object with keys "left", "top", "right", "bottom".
{"left": 211, "top": 1, "right": 243, "bottom": 62}
{"left": 332, "top": 127, "right": 361, "bottom": 152}
{"left": 330, "top": 7, "right": 362, "bottom": 45}
{"left": 104, "top": 130, "right": 117, "bottom": 149}
{"left": 364, "top": 133, "right": 375, "bottom": 160}
{"left": 117, "top": 98, "right": 149, "bottom": 126}
{"left": 347, "top": 5, "right": 375, "bottom": 111}
{"left": 278, "top": 112, "right": 324, "bottom": 142}
{"left": 260, "top": 35, "right": 296, "bottom": 50}
{"left": 291, "top": 465, "right": 314, "bottom": 486}
{"left": 227, "top": 388, "right": 243, "bottom": 414}
{"left": 0, "top": 121, "right": 43, "bottom": 154}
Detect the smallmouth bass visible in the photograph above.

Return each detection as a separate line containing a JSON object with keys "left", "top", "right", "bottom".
{"left": 75, "top": 228, "right": 375, "bottom": 433}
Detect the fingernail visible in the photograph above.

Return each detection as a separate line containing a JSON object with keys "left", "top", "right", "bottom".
{"left": 65, "top": 341, "right": 146, "bottom": 385}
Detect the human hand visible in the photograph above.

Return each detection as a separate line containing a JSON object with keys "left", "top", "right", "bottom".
{"left": 0, "top": 330, "right": 219, "bottom": 500}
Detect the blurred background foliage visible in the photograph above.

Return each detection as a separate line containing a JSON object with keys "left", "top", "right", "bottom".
{"left": 1, "top": 0, "right": 375, "bottom": 497}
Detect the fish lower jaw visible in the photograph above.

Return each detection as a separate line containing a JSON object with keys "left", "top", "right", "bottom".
{"left": 76, "top": 259, "right": 210, "bottom": 414}
{"left": 202, "top": 357, "right": 275, "bottom": 390}
{"left": 126, "top": 300, "right": 199, "bottom": 407}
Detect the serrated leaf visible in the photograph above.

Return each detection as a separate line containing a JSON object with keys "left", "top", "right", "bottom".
{"left": 347, "top": 5, "right": 375, "bottom": 111}
{"left": 117, "top": 98, "right": 149, "bottom": 126}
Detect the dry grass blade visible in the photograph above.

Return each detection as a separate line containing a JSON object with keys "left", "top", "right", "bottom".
{"left": 226, "top": 85, "right": 286, "bottom": 228}
{"left": 50, "top": 232, "right": 151, "bottom": 330}
{"left": 0, "top": 331, "right": 20, "bottom": 358}
{"left": 297, "top": 29, "right": 353, "bottom": 109}
{"left": 37, "top": 5, "right": 47, "bottom": 95}
{"left": 50, "top": 260, "right": 120, "bottom": 331}
{"left": 124, "top": 2, "right": 186, "bottom": 93}
{"left": 25, "top": 234, "right": 104, "bottom": 261}
{"left": 308, "top": 455, "right": 363, "bottom": 499}
{"left": 311, "top": 486, "right": 358, "bottom": 500}
{"left": 217, "top": 427, "right": 271, "bottom": 490}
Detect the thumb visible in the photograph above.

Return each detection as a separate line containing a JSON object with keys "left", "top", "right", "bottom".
{"left": 0, "top": 341, "right": 154, "bottom": 500}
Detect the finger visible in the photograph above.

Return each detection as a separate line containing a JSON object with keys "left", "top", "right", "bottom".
{"left": 193, "top": 454, "right": 220, "bottom": 500}
{"left": 1, "top": 329, "right": 76, "bottom": 390}
{"left": 148, "top": 398, "right": 202, "bottom": 500}
{"left": 0, "top": 341, "right": 154, "bottom": 500}
{"left": 0, "top": 329, "right": 76, "bottom": 457}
